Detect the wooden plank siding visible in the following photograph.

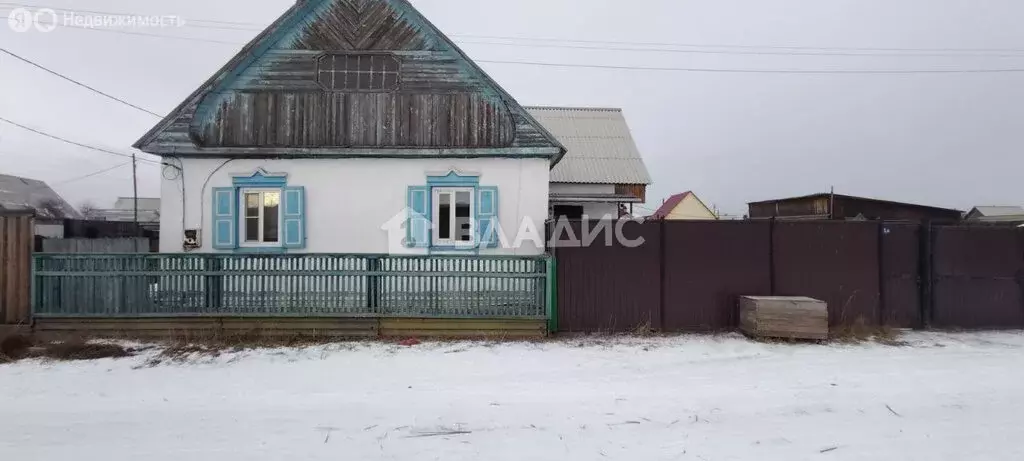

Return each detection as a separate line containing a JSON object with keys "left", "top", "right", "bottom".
{"left": 134, "top": 0, "right": 564, "bottom": 159}
{"left": 0, "top": 213, "right": 33, "bottom": 324}
{"left": 199, "top": 91, "right": 515, "bottom": 148}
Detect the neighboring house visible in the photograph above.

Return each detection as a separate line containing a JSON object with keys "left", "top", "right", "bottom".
{"left": 0, "top": 173, "right": 81, "bottom": 237}
{"left": 133, "top": 0, "right": 565, "bottom": 255}
{"left": 748, "top": 192, "right": 962, "bottom": 223}
{"left": 965, "top": 206, "right": 1024, "bottom": 224}
{"left": 89, "top": 197, "right": 161, "bottom": 224}
{"left": 649, "top": 191, "right": 717, "bottom": 220}
{"left": 529, "top": 107, "right": 652, "bottom": 219}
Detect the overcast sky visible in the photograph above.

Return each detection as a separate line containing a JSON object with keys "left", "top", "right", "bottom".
{"left": 2, "top": 0, "right": 1023, "bottom": 215}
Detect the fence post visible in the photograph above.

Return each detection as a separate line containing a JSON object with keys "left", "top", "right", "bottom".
{"left": 546, "top": 254, "right": 558, "bottom": 334}
{"left": 877, "top": 221, "right": 886, "bottom": 327}
{"left": 29, "top": 253, "right": 36, "bottom": 324}
{"left": 204, "top": 255, "right": 222, "bottom": 314}
{"left": 919, "top": 222, "right": 933, "bottom": 329}
{"left": 657, "top": 218, "right": 666, "bottom": 331}
{"left": 366, "top": 256, "right": 380, "bottom": 314}
{"left": 768, "top": 218, "right": 776, "bottom": 295}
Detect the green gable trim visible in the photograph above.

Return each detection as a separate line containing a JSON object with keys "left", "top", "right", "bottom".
{"left": 144, "top": 146, "right": 562, "bottom": 159}
{"left": 133, "top": 0, "right": 565, "bottom": 164}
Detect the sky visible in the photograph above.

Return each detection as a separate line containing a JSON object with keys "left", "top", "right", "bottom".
{"left": 1, "top": 0, "right": 1023, "bottom": 216}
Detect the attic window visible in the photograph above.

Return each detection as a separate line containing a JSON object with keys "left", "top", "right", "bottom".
{"left": 316, "top": 54, "right": 400, "bottom": 91}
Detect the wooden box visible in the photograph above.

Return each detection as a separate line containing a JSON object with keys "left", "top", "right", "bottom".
{"left": 739, "top": 296, "right": 829, "bottom": 341}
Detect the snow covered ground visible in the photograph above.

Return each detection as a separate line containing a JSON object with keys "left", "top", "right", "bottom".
{"left": 2, "top": 332, "right": 1023, "bottom": 461}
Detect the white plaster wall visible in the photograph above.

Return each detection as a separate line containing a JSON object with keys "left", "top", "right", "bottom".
{"left": 581, "top": 202, "right": 619, "bottom": 219}
{"left": 549, "top": 183, "right": 619, "bottom": 218}
{"left": 160, "top": 157, "right": 550, "bottom": 255}
{"left": 549, "top": 183, "right": 615, "bottom": 195}
{"left": 35, "top": 223, "right": 64, "bottom": 238}
{"left": 550, "top": 202, "right": 618, "bottom": 219}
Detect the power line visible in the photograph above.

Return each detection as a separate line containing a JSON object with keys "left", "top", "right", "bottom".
{"left": 0, "top": 116, "right": 162, "bottom": 165}
{"left": 475, "top": 59, "right": 1024, "bottom": 74}
{"left": 456, "top": 39, "right": 1024, "bottom": 59}
{"left": 6, "top": 3, "right": 1024, "bottom": 57}
{"left": 450, "top": 33, "right": 1024, "bottom": 55}
{"left": 7, "top": 22, "right": 1024, "bottom": 75}
{"left": 0, "top": 48, "right": 164, "bottom": 117}
{"left": 4, "top": 6, "right": 1024, "bottom": 77}
{"left": 51, "top": 161, "right": 132, "bottom": 186}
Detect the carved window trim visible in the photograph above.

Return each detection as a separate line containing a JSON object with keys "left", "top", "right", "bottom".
{"left": 315, "top": 52, "right": 401, "bottom": 92}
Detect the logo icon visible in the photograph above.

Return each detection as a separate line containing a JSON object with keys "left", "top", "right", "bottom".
{"left": 7, "top": 8, "right": 57, "bottom": 32}
{"left": 34, "top": 9, "right": 57, "bottom": 32}
{"left": 7, "top": 8, "right": 33, "bottom": 32}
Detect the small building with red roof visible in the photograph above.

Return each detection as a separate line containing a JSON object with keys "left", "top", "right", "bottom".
{"left": 650, "top": 191, "right": 718, "bottom": 220}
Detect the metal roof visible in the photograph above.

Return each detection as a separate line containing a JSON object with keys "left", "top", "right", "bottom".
{"left": 527, "top": 107, "right": 652, "bottom": 185}
{"left": 969, "top": 206, "right": 1024, "bottom": 217}
{"left": 113, "top": 197, "right": 160, "bottom": 211}
{"left": 0, "top": 173, "right": 81, "bottom": 220}
{"left": 749, "top": 192, "right": 961, "bottom": 213}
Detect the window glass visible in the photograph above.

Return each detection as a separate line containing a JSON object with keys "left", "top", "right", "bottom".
{"left": 245, "top": 217, "right": 259, "bottom": 242}
{"left": 263, "top": 192, "right": 280, "bottom": 243}
{"left": 240, "top": 190, "right": 281, "bottom": 245}
{"left": 432, "top": 187, "right": 475, "bottom": 246}
{"left": 437, "top": 192, "right": 451, "bottom": 240}
{"left": 245, "top": 193, "right": 259, "bottom": 217}
{"left": 455, "top": 191, "right": 472, "bottom": 242}
{"left": 317, "top": 54, "right": 400, "bottom": 91}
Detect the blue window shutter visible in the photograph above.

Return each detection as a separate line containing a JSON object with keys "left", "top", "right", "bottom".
{"left": 407, "top": 186, "right": 429, "bottom": 248}
{"left": 212, "top": 187, "right": 237, "bottom": 249}
{"left": 282, "top": 186, "right": 306, "bottom": 249}
{"left": 478, "top": 186, "right": 499, "bottom": 248}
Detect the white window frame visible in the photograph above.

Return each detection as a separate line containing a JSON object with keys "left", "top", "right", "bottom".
{"left": 432, "top": 187, "right": 475, "bottom": 247}
{"left": 239, "top": 188, "right": 283, "bottom": 247}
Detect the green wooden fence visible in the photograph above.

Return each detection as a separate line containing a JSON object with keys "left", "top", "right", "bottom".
{"left": 33, "top": 253, "right": 550, "bottom": 318}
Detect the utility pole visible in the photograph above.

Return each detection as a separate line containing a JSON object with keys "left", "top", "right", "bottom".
{"left": 132, "top": 153, "right": 139, "bottom": 231}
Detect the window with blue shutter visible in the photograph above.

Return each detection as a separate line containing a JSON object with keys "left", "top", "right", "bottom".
{"left": 406, "top": 186, "right": 430, "bottom": 247}
{"left": 212, "top": 187, "right": 237, "bottom": 249}
{"left": 282, "top": 186, "right": 306, "bottom": 249}
{"left": 412, "top": 171, "right": 499, "bottom": 252}
{"left": 212, "top": 168, "right": 304, "bottom": 252}
{"left": 477, "top": 187, "right": 499, "bottom": 248}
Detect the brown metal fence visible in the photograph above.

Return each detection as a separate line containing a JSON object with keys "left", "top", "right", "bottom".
{"left": 553, "top": 219, "right": 1024, "bottom": 332}
{"left": 1, "top": 212, "right": 33, "bottom": 324}
{"left": 662, "top": 221, "right": 771, "bottom": 331}
{"left": 553, "top": 221, "right": 662, "bottom": 332}
{"left": 772, "top": 221, "right": 881, "bottom": 328}
{"left": 930, "top": 226, "right": 1024, "bottom": 329}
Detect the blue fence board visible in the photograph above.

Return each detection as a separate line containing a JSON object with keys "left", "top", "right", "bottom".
{"left": 33, "top": 253, "right": 549, "bottom": 319}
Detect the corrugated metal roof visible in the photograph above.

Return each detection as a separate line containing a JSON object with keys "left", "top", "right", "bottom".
{"left": 0, "top": 173, "right": 81, "bottom": 220}
{"left": 113, "top": 197, "right": 160, "bottom": 211}
{"left": 970, "top": 206, "right": 1024, "bottom": 217}
{"left": 527, "top": 107, "right": 652, "bottom": 185}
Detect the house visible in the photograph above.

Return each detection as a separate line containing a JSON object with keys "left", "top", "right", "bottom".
{"left": 89, "top": 197, "right": 161, "bottom": 224}
{"left": 965, "top": 206, "right": 1024, "bottom": 224}
{"left": 649, "top": 191, "right": 717, "bottom": 220}
{"left": 0, "top": 173, "right": 81, "bottom": 237}
{"left": 527, "top": 107, "right": 652, "bottom": 219}
{"left": 134, "top": 0, "right": 565, "bottom": 255}
{"left": 749, "top": 192, "right": 962, "bottom": 223}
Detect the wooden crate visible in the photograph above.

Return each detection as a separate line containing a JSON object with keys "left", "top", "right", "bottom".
{"left": 739, "top": 296, "right": 828, "bottom": 340}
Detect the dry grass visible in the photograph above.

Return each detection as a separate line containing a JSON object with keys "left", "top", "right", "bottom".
{"left": 1, "top": 333, "right": 134, "bottom": 362}
{"left": 830, "top": 318, "right": 906, "bottom": 346}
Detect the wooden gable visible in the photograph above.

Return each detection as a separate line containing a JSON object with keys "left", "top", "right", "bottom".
{"left": 134, "top": 0, "right": 564, "bottom": 161}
